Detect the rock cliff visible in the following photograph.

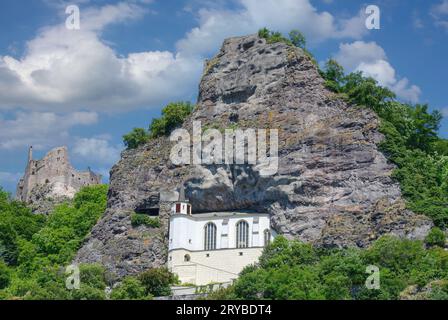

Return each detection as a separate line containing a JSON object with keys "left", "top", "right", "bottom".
{"left": 76, "top": 34, "right": 432, "bottom": 278}
{"left": 17, "top": 146, "right": 102, "bottom": 214}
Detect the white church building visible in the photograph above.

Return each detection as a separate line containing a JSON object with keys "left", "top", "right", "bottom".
{"left": 167, "top": 187, "right": 274, "bottom": 285}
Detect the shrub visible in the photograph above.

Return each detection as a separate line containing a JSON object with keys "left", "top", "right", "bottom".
{"left": 149, "top": 102, "right": 194, "bottom": 138}
{"left": 123, "top": 127, "right": 149, "bottom": 149}
{"left": 425, "top": 228, "right": 446, "bottom": 247}
{"left": 138, "top": 267, "right": 178, "bottom": 297}
{"left": 110, "top": 276, "right": 151, "bottom": 300}
{"left": 288, "top": 30, "right": 306, "bottom": 49}
{"left": 0, "top": 260, "right": 11, "bottom": 289}
{"left": 258, "top": 28, "right": 291, "bottom": 45}
{"left": 131, "top": 214, "right": 160, "bottom": 228}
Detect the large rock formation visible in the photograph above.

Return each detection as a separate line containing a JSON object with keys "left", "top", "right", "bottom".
{"left": 76, "top": 34, "right": 432, "bottom": 279}
{"left": 17, "top": 146, "right": 102, "bottom": 213}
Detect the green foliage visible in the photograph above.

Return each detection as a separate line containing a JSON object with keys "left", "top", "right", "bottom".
{"left": 0, "top": 260, "right": 11, "bottom": 289}
{"left": 258, "top": 28, "right": 292, "bottom": 45}
{"left": 258, "top": 28, "right": 307, "bottom": 49}
{"left": 30, "top": 184, "right": 108, "bottom": 265}
{"left": 0, "top": 185, "right": 108, "bottom": 300}
{"left": 123, "top": 127, "right": 149, "bottom": 150}
{"left": 321, "top": 59, "right": 448, "bottom": 228}
{"left": 138, "top": 267, "right": 178, "bottom": 297}
{"left": 217, "top": 236, "right": 448, "bottom": 300}
{"left": 321, "top": 59, "right": 345, "bottom": 93}
{"left": 425, "top": 228, "right": 446, "bottom": 248}
{"left": 110, "top": 276, "right": 152, "bottom": 300}
{"left": 149, "top": 102, "right": 194, "bottom": 138}
{"left": 288, "top": 30, "right": 306, "bottom": 49}
{"left": 131, "top": 214, "right": 160, "bottom": 228}
{"left": 0, "top": 189, "right": 45, "bottom": 266}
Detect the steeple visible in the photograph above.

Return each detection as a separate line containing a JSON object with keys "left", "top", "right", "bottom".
{"left": 28, "top": 146, "right": 33, "bottom": 163}
{"left": 172, "top": 184, "right": 192, "bottom": 215}
{"left": 179, "top": 184, "right": 187, "bottom": 202}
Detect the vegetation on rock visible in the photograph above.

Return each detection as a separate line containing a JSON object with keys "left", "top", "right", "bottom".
{"left": 321, "top": 59, "right": 448, "bottom": 227}
{"left": 123, "top": 128, "right": 149, "bottom": 150}
{"left": 131, "top": 213, "right": 160, "bottom": 228}
{"left": 209, "top": 236, "right": 448, "bottom": 300}
{"left": 122, "top": 101, "right": 194, "bottom": 149}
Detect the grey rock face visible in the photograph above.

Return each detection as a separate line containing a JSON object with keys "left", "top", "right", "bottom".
{"left": 76, "top": 34, "right": 432, "bottom": 278}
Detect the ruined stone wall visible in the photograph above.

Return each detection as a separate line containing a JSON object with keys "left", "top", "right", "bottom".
{"left": 16, "top": 146, "right": 102, "bottom": 205}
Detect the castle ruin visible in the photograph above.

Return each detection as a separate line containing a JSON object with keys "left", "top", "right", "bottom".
{"left": 16, "top": 146, "right": 102, "bottom": 206}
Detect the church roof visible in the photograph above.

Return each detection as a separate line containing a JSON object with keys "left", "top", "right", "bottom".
{"left": 174, "top": 211, "right": 268, "bottom": 220}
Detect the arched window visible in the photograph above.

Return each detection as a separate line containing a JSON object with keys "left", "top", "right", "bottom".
{"left": 184, "top": 254, "right": 191, "bottom": 262}
{"left": 236, "top": 220, "right": 249, "bottom": 248}
{"left": 263, "top": 229, "right": 271, "bottom": 247}
{"left": 204, "top": 223, "right": 217, "bottom": 251}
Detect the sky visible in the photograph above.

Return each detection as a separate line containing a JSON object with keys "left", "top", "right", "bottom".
{"left": 0, "top": 0, "right": 447, "bottom": 194}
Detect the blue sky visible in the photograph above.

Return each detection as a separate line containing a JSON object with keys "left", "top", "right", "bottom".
{"left": 0, "top": 0, "right": 447, "bottom": 193}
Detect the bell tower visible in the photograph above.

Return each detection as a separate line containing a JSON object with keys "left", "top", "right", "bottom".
{"left": 172, "top": 184, "right": 192, "bottom": 215}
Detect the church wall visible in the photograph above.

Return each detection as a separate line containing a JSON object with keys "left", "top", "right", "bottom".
{"left": 168, "top": 247, "right": 264, "bottom": 285}
{"left": 169, "top": 214, "right": 271, "bottom": 251}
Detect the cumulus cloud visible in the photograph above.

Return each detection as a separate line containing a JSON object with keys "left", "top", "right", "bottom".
{"left": 334, "top": 41, "right": 421, "bottom": 103}
{"left": 73, "top": 137, "right": 122, "bottom": 166}
{"left": 441, "top": 107, "right": 448, "bottom": 117}
{"left": 431, "top": 0, "right": 448, "bottom": 30}
{"left": 0, "top": 1, "right": 201, "bottom": 111}
{"left": 0, "top": 111, "right": 98, "bottom": 150}
{"left": 177, "top": 0, "right": 367, "bottom": 57}
{"left": 0, "top": 0, "right": 368, "bottom": 112}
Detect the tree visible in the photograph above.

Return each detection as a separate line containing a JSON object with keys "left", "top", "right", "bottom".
{"left": 0, "top": 260, "right": 11, "bottom": 289}
{"left": 322, "top": 59, "right": 345, "bottom": 92}
{"left": 123, "top": 128, "right": 149, "bottom": 149}
{"left": 289, "top": 30, "right": 306, "bottom": 49}
{"left": 110, "top": 276, "right": 151, "bottom": 300}
{"left": 138, "top": 267, "right": 178, "bottom": 297}
{"left": 425, "top": 227, "right": 446, "bottom": 248}
{"left": 149, "top": 102, "right": 194, "bottom": 138}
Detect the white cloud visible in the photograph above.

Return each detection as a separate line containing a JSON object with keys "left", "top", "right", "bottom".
{"left": 441, "top": 107, "right": 448, "bottom": 117}
{"left": 0, "top": 0, "right": 369, "bottom": 112}
{"left": 178, "top": 0, "right": 367, "bottom": 57}
{"left": 431, "top": 0, "right": 448, "bottom": 31}
{"left": 334, "top": 41, "right": 421, "bottom": 103}
{"left": 0, "top": 111, "right": 98, "bottom": 150}
{"left": 73, "top": 137, "right": 122, "bottom": 166}
{"left": 0, "top": 1, "right": 201, "bottom": 112}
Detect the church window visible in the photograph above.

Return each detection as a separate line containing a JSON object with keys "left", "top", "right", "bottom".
{"left": 204, "top": 222, "right": 217, "bottom": 250}
{"left": 236, "top": 220, "right": 249, "bottom": 248}
{"left": 184, "top": 254, "right": 190, "bottom": 262}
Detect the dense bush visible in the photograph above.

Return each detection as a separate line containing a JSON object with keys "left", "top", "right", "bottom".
{"left": 0, "top": 185, "right": 108, "bottom": 299}
{"left": 425, "top": 228, "right": 446, "bottom": 247}
{"left": 149, "top": 102, "right": 194, "bottom": 138}
{"left": 138, "top": 267, "right": 178, "bottom": 297}
{"left": 0, "top": 261, "right": 11, "bottom": 289}
{"left": 110, "top": 276, "right": 151, "bottom": 300}
{"left": 123, "top": 127, "right": 149, "bottom": 150}
{"left": 321, "top": 60, "right": 448, "bottom": 228}
{"left": 0, "top": 189, "right": 45, "bottom": 266}
{"left": 130, "top": 214, "right": 160, "bottom": 228}
{"left": 215, "top": 236, "right": 448, "bottom": 300}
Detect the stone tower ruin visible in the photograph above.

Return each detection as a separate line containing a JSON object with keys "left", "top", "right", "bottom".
{"left": 16, "top": 146, "right": 102, "bottom": 208}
